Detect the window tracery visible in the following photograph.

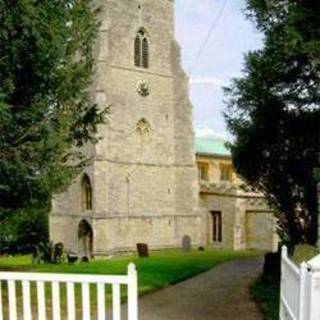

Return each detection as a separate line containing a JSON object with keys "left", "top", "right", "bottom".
{"left": 134, "top": 28, "right": 149, "bottom": 68}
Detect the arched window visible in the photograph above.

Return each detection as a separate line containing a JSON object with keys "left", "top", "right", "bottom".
{"left": 134, "top": 28, "right": 149, "bottom": 68}
{"left": 136, "top": 118, "right": 151, "bottom": 136}
{"left": 81, "top": 175, "right": 92, "bottom": 211}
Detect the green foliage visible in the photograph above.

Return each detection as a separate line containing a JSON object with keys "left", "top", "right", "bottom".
{"left": 292, "top": 244, "right": 319, "bottom": 264}
{"left": 315, "top": 168, "right": 320, "bottom": 182}
{"left": 262, "top": 251, "right": 280, "bottom": 278}
{"left": 0, "top": 0, "right": 107, "bottom": 236}
{"left": 225, "top": 0, "right": 320, "bottom": 247}
{"left": 0, "top": 205, "right": 49, "bottom": 254}
{"left": 252, "top": 274, "right": 279, "bottom": 320}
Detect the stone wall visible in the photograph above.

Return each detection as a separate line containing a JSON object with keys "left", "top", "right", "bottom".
{"left": 196, "top": 155, "right": 237, "bottom": 183}
{"left": 199, "top": 177, "right": 278, "bottom": 252}
{"left": 196, "top": 145, "right": 279, "bottom": 252}
{"left": 245, "top": 211, "right": 278, "bottom": 251}
{"left": 200, "top": 192, "right": 237, "bottom": 249}
{"left": 50, "top": 213, "right": 202, "bottom": 254}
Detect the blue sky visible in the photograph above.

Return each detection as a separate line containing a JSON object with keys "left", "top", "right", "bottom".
{"left": 174, "top": 0, "right": 263, "bottom": 138}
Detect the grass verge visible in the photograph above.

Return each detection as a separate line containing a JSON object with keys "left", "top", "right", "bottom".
{"left": 0, "top": 248, "right": 260, "bottom": 317}
{"left": 251, "top": 274, "right": 280, "bottom": 320}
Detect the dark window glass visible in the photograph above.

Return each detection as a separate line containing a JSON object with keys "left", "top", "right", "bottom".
{"left": 81, "top": 175, "right": 92, "bottom": 211}
{"left": 134, "top": 28, "right": 149, "bottom": 69}
{"left": 211, "top": 211, "right": 222, "bottom": 242}
{"left": 197, "top": 163, "right": 209, "bottom": 181}
{"left": 142, "top": 38, "right": 149, "bottom": 68}
{"left": 134, "top": 36, "right": 141, "bottom": 67}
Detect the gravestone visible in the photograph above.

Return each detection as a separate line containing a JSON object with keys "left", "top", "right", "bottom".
{"left": 182, "top": 235, "right": 191, "bottom": 252}
{"left": 67, "top": 253, "right": 78, "bottom": 264}
{"left": 81, "top": 256, "right": 89, "bottom": 263}
{"left": 137, "top": 243, "right": 149, "bottom": 258}
{"left": 53, "top": 242, "right": 64, "bottom": 264}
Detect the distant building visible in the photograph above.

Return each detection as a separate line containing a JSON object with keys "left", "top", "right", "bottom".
{"left": 196, "top": 137, "right": 279, "bottom": 251}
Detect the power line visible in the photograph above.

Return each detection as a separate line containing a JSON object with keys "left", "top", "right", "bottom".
{"left": 188, "top": 0, "right": 229, "bottom": 75}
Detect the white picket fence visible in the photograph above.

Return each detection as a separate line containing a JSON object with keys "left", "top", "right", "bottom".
{"left": 280, "top": 246, "right": 320, "bottom": 320}
{"left": 0, "top": 263, "right": 138, "bottom": 320}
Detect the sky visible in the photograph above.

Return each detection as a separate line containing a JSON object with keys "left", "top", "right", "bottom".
{"left": 174, "top": 0, "right": 263, "bottom": 139}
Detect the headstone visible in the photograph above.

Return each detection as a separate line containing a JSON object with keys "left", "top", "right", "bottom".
{"left": 67, "top": 253, "right": 78, "bottom": 264}
{"left": 53, "top": 242, "right": 64, "bottom": 264}
{"left": 137, "top": 243, "right": 149, "bottom": 258}
{"left": 81, "top": 256, "right": 89, "bottom": 263}
{"left": 182, "top": 235, "right": 191, "bottom": 252}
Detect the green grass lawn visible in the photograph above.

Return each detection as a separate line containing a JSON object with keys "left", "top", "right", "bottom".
{"left": 251, "top": 275, "right": 280, "bottom": 320}
{"left": 0, "top": 248, "right": 260, "bottom": 318}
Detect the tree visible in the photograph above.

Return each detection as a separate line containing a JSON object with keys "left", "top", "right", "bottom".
{"left": 0, "top": 205, "right": 49, "bottom": 254}
{"left": 225, "top": 0, "right": 320, "bottom": 247}
{"left": 0, "top": 0, "right": 107, "bottom": 244}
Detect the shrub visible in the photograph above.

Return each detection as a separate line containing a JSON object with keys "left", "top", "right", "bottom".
{"left": 263, "top": 251, "right": 281, "bottom": 278}
{"left": 0, "top": 207, "right": 48, "bottom": 255}
{"left": 292, "top": 244, "right": 319, "bottom": 265}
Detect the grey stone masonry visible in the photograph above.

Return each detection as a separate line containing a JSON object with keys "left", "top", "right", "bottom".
{"left": 50, "top": 0, "right": 202, "bottom": 255}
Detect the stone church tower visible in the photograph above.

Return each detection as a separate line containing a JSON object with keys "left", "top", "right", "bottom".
{"left": 50, "top": 0, "right": 202, "bottom": 255}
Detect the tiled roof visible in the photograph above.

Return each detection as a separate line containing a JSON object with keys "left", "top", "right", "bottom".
{"left": 195, "top": 137, "right": 231, "bottom": 157}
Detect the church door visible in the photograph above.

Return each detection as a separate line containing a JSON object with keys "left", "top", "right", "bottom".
{"left": 78, "top": 220, "right": 93, "bottom": 258}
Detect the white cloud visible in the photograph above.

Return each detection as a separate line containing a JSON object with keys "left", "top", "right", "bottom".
{"left": 175, "top": 0, "right": 262, "bottom": 137}
{"left": 189, "top": 77, "right": 226, "bottom": 88}
{"left": 195, "top": 127, "right": 229, "bottom": 140}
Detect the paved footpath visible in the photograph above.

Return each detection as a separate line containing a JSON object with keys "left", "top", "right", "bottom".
{"left": 121, "top": 257, "right": 264, "bottom": 320}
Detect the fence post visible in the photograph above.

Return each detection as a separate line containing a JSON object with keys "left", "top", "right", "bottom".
{"left": 299, "top": 262, "right": 308, "bottom": 320}
{"left": 128, "top": 263, "right": 138, "bottom": 320}
{"left": 281, "top": 245, "right": 288, "bottom": 259}
{"left": 309, "top": 267, "right": 320, "bottom": 320}
{"left": 279, "top": 246, "right": 287, "bottom": 320}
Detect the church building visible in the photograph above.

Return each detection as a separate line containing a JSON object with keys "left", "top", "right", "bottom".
{"left": 50, "top": 0, "right": 202, "bottom": 256}
{"left": 50, "top": 0, "right": 278, "bottom": 256}
{"left": 195, "top": 137, "right": 279, "bottom": 252}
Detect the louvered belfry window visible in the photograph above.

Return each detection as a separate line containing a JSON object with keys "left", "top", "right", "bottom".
{"left": 134, "top": 36, "right": 141, "bottom": 67}
{"left": 142, "top": 38, "right": 149, "bottom": 68}
{"left": 134, "top": 28, "right": 149, "bottom": 69}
